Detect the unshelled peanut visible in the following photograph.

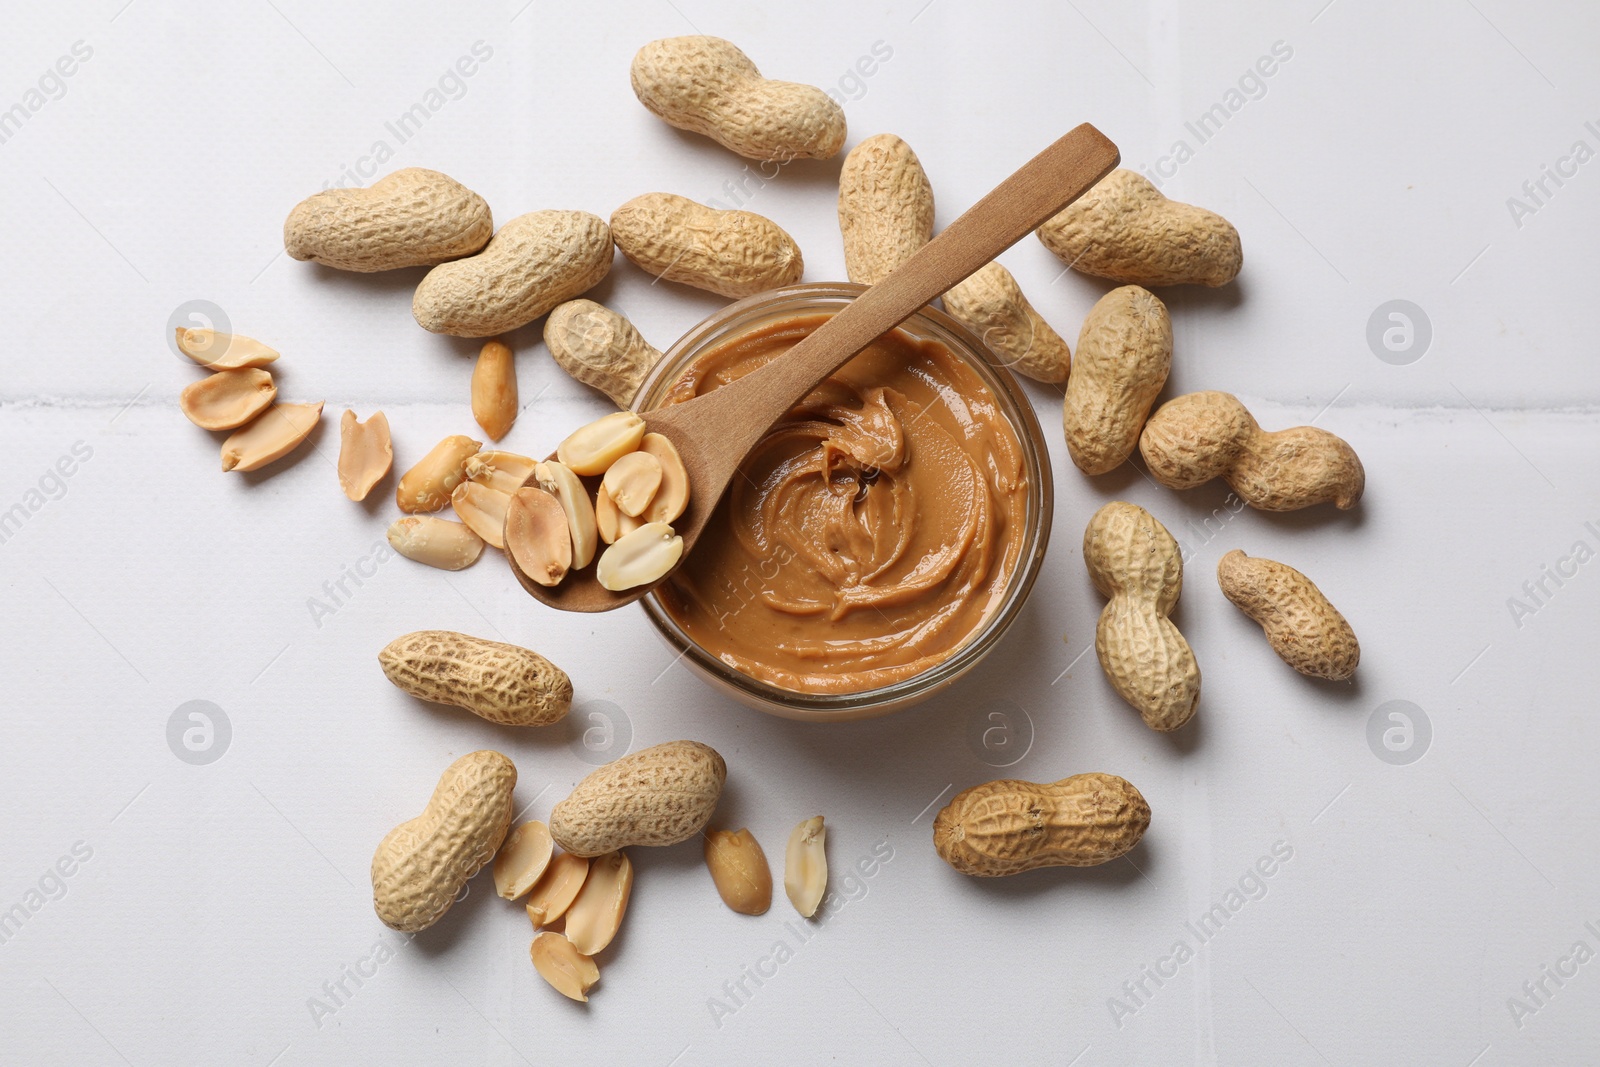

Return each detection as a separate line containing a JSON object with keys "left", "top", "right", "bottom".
{"left": 630, "top": 36, "right": 847, "bottom": 160}
{"left": 1216, "top": 550, "right": 1359, "bottom": 680}
{"left": 544, "top": 300, "right": 663, "bottom": 407}
{"left": 549, "top": 740, "right": 726, "bottom": 857}
{"left": 284, "top": 168, "right": 492, "bottom": 272}
{"left": 378, "top": 630, "right": 572, "bottom": 727}
{"left": 371, "top": 750, "right": 516, "bottom": 932}
{"left": 1063, "top": 285, "right": 1171, "bottom": 475}
{"left": 933, "top": 773, "right": 1150, "bottom": 876}
{"left": 1083, "top": 502, "right": 1201, "bottom": 732}
{"left": 412, "top": 211, "right": 613, "bottom": 337}
{"left": 943, "top": 262, "right": 1073, "bottom": 384}
{"left": 838, "top": 133, "right": 933, "bottom": 285}
{"left": 611, "top": 193, "right": 803, "bottom": 298}
{"left": 1037, "top": 169, "right": 1242, "bottom": 287}
{"left": 1139, "top": 391, "right": 1365, "bottom": 511}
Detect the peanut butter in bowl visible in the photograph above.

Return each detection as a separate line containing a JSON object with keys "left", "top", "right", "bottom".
{"left": 639, "top": 284, "right": 1051, "bottom": 717}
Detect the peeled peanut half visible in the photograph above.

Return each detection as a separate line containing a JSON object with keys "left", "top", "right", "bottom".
{"left": 595, "top": 521, "right": 683, "bottom": 591}
{"left": 595, "top": 484, "right": 644, "bottom": 545}
{"left": 175, "top": 327, "right": 279, "bottom": 370}
{"left": 179, "top": 368, "right": 276, "bottom": 431}
{"left": 526, "top": 852, "right": 590, "bottom": 927}
{"left": 638, "top": 432, "right": 690, "bottom": 524}
{"left": 466, "top": 450, "right": 537, "bottom": 493}
{"left": 704, "top": 828, "right": 773, "bottom": 916}
{"left": 784, "top": 816, "right": 827, "bottom": 919}
{"left": 557, "top": 412, "right": 646, "bottom": 476}
{"left": 530, "top": 931, "right": 599, "bottom": 1002}
{"left": 397, "top": 434, "right": 481, "bottom": 512}
{"left": 219, "top": 401, "right": 323, "bottom": 472}
{"left": 493, "top": 821, "right": 554, "bottom": 901}
{"left": 564, "top": 850, "right": 632, "bottom": 956}
{"left": 451, "top": 481, "right": 512, "bottom": 549}
{"left": 505, "top": 487, "right": 572, "bottom": 587}
{"left": 535, "top": 461, "right": 599, "bottom": 569}
{"left": 471, "top": 340, "right": 518, "bottom": 441}
{"left": 387, "top": 515, "right": 484, "bottom": 570}
{"left": 337, "top": 410, "right": 392, "bottom": 501}
{"left": 602, "top": 451, "right": 662, "bottom": 518}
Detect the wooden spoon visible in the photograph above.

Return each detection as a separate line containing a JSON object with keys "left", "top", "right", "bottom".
{"left": 516, "top": 123, "right": 1119, "bottom": 613}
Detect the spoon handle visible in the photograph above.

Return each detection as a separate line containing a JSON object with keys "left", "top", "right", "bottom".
{"left": 693, "top": 123, "right": 1119, "bottom": 445}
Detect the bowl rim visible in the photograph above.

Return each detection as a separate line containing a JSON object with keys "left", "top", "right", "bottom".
{"left": 634, "top": 281, "right": 1054, "bottom": 718}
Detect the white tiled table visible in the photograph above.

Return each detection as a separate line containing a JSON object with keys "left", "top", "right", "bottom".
{"left": 3, "top": 2, "right": 1597, "bottom": 1063}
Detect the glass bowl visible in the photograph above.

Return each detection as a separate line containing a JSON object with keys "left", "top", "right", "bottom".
{"left": 635, "top": 283, "right": 1052, "bottom": 721}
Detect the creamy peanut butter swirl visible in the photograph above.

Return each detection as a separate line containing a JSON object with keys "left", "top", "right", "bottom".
{"left": 657, "top": 315, "right": 1028, "bottom": 694}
